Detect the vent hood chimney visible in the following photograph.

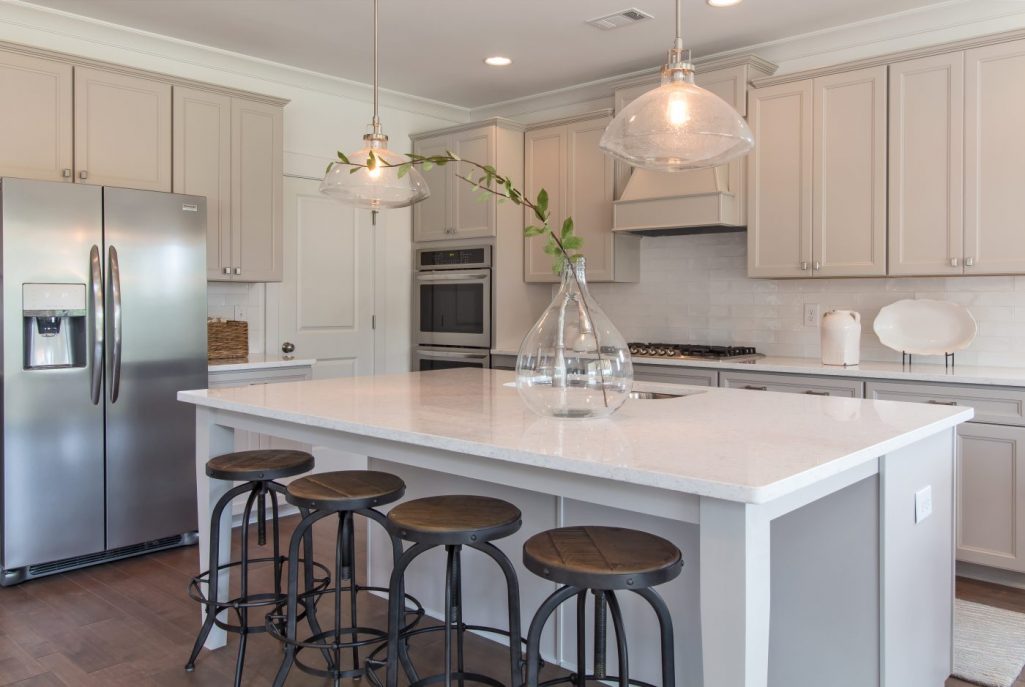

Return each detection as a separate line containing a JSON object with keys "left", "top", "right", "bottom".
{"left": 612, "top": 163, "right": 744, "bottom": 236}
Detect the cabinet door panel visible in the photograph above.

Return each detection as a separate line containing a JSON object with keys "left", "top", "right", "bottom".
{"left": 0, "top": 51, "right": 72, "bottom": 182}
{"left": 888, "top": 53, "right": 965, "bottom": 276}
{"left": 450, "top": 126, "right": 496, "bottom": 238}
{"left": 747, "top": 80, "right": 813, "bottom": 278}
{"left": 957, "top": 423, "right": 1025, "bottom": 572}
{"left": 965, "top": 40, "right": 1025, "bottom": 274}
{"left": 74, "top": 67, "right": 171, "bottom": 191}
{"left": 232, "top": 99, "right": 283, "bottom": 281}
{"left": 566, "top": 116, "right": 616, "bottom": 282}
{"left": 411, "top": 134, "right": 450, "bottom": 242}
{"left": 523, "top": 126, "right": 566, "bottom": 281}
{"left": 812, "top": 67, "right": 887, "bottom": 277}
{"left": 173, "top": 87, "right": 232, "bottom": 281}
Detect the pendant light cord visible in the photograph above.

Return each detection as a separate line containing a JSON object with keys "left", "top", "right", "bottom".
{"left": 372, "top": 0, "right": 380, "bottom": 133}
{"left": 674, "top": 0, "right": 683, "bottom": 52}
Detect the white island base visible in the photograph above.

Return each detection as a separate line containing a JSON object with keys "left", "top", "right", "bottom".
{"left": 178, "top": 369, "right": 972, "bottom": 687}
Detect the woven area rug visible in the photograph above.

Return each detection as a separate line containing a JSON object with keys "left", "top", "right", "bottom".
{"left": 954, "top": 599, "right": 1025, "bottom": 687}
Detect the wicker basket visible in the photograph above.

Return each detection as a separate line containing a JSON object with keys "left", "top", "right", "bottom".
{"left": 207, "top": 318, "right": 249, "bottom": 361}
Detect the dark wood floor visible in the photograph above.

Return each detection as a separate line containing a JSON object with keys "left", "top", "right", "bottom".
{"left": 0, "top": 513, "right": 1020, "bottom": 686}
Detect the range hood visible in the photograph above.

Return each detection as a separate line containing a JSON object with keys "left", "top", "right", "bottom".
{"left": 612, "top": 162, "right": 746, "bottom": 236}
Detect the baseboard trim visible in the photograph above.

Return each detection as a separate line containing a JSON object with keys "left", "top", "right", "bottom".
{"left": 957, "top": 561, "right": 1025, "bottom": 590}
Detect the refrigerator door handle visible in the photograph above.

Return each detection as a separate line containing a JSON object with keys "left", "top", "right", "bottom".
{"left": 108, "top": 245, "right": 123, "bottom": 404}
{"left": 89, "top": 245, "right": 104, "bottom": 405}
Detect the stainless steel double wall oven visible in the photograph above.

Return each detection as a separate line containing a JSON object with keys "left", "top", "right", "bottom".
{"left": 413, "top": 245, "right": 492, "bottom": 370}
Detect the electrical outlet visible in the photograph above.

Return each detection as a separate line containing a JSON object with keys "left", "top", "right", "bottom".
{"left": 233, "top": 305, "right": 246, "bottom": 321}
{"left": 915, "top": 485, "right": 933, "bottom": 523}
{"left": 803, "top": 303, "right": 820, "bottom": 327}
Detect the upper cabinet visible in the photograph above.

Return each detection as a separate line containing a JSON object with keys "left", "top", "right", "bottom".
{"left": 74, "top": 67, "right": 171, "bottom": 191}
{"left": 748, "top": 66, "right": 887, "bottom": 278}
{"left": 231, "top": 99, "right": 283, "bottom": 282}
{"left": 173, "top": 87, "right": 231, "bottom": 280}
{"left": 524, "top": 112, "right": 639, "bottom": 283}
{"left": 888, "top": 53, "right": 965, "bottom": 276}
{"left": 0, "top": 50, "right": 72, "bottom": 182}
{"left": 412, "top": 123, "right": 507, "bottom": 242}
{"left": 0, "top": 42, "right": 287, "bottom": 282}
{"left": 965, "top": 39, "right": 1025, "bottom": 275}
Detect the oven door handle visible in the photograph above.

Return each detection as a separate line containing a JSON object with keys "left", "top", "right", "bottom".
{"left": 418, "top": 350, "right": 490, "bottom": 361}
{"left": 416, "top": 271, "right": 490, "bottom": 282}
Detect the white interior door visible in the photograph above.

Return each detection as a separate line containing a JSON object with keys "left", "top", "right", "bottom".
{"left": 268, "top": 176, "right": 375, "bottom": 379}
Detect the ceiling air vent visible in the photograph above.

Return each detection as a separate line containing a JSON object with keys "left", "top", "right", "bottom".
{"left": 587, "top": 8, "right": 653, "bottom": 30}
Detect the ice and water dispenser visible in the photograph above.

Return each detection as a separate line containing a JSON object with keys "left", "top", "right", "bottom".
{"left": 22, "top": 283, "right": 87, "bottom": 369}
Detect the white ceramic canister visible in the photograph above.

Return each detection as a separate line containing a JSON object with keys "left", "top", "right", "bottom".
{"left": 821, "top": 310, "right": 861, "bottom": 366}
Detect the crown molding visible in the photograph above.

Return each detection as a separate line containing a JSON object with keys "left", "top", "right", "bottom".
{"left": 0, "top": 0, "right": 470, "bottom": 123}
{"left": 525, "top": 109, "right": 615, "bottom": 131}
{"left": 409, "top": 117, "right": 526, "bottom": 142}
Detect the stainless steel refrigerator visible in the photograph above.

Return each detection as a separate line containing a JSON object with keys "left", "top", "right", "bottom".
{"left": 1, "top": 178, "right": 207, "bottom": 585}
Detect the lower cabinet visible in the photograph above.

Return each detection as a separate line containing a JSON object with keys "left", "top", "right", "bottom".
{"left": 956, "top": 423, "right": 1025, "bottom": 572}
{"left": 633, "top": 364, "right": 718, "bottom": 387}
{"left": 719, "top": 370, "right": 864, "bottom": 397}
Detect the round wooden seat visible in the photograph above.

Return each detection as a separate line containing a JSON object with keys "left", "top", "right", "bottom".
{"left": 387, "top": 495, "right": 522, "bottom": 545}
{"left": 206, "top": 449, "right": 315, "bottom": 482}
{"left": 523, "top": 526, "right": 683, "bottom": 590}
{"left": 285, "top": 470, "right": 405, "bottom": 511}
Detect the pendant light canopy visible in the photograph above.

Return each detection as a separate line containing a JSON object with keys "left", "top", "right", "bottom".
{"left": 320, "top": 0, "right": 429, "bottom": 208}
{"left": 599, "top": 0, "right": 754, "bottom": 171}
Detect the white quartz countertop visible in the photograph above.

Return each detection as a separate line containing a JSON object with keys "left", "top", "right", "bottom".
{"left": 179, "top": 369, "right": 971, "bottom": 504}
{"left": 207, "top": 355, "right": 317, "bottom": 373}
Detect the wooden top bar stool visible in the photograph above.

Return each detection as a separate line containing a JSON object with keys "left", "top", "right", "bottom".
{"left": 186, "top": 449, "right": 327, "bottom": 687}
{"left": 522, "top": 526, "right": 684, "bottom": 687}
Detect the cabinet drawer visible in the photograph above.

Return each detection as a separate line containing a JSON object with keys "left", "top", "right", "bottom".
{"left": 865, "top": 381, "right": 1025, "bottom": 426}
{"left": 633, "top": 364, "right": 718, "bottom": 387}
{"left": 719, "top": 370, "right": 864, "bottom": 397}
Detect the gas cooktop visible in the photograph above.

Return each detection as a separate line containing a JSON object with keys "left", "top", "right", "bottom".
{"left": 628, "top": 343, "right": 764, "bottom": 362}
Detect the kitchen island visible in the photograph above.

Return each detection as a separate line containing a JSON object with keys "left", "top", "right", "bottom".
{"left": 178, "top": 369, "right": 972, "bottom": 687}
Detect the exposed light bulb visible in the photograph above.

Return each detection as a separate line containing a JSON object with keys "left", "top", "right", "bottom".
{"left": 667, "top": 93, "right": 689, "bottom": 127}
{"left": 367, "top": 162, "right": 381, "bottom": 179}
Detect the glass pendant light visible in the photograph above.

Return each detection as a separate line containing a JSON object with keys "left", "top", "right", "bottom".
{"left": 599, "top": 0, "right": 754, "bottom": 171}
{"left": 320, "top": 0, "right": 429, "bottom": 208}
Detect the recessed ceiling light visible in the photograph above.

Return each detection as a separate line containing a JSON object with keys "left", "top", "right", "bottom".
{"left": 707, "top": 0, "right": 742, "bottom": 6}
{"left": 484, "top": 56, "right": 512, "bottom": 67}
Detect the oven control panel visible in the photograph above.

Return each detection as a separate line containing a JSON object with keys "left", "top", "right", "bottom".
{"left": 417, "top": 245, "right": 491, "bottom": 269}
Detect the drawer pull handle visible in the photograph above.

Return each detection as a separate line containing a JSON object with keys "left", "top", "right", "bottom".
{"left": 743, "top": 385, "right": 768, "bottom": 391}
{"left": 927, "top": 399, "right": 958, "bottom": 406}
{"left": 804, "top": 390, "right": 830, "bottom": 396}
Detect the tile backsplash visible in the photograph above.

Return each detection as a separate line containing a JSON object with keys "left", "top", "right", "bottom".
{"left": 588, "top": 233, "right": 1025, "bottom": 368}
{"left": 207, "top": 282, "right": 265, "bottom": 355}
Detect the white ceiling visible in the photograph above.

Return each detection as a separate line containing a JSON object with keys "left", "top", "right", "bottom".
{"left": 25, "top": 0, "right": 955, "bottom": 108}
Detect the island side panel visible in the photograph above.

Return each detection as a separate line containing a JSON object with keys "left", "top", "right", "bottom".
{"left": 768, "top": 475, "right": 880, "bottom": 687}
{"left": 881, "top": 429, "right": 955, "bottom": 687}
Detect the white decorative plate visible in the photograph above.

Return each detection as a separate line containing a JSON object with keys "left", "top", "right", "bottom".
{"left": 872, "top": 299, "right": 978, "bottom": 356}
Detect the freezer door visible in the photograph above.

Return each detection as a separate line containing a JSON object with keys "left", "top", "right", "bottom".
{"left": 1, "top": 179, "right": 106, "bottom": 570}
{"left": 103, "top": 187, "right": 207, "bottom": 548}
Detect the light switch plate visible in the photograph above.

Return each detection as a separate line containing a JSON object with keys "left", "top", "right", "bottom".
{"left": 915, "top": 485, "right": 933, "bottom": 523}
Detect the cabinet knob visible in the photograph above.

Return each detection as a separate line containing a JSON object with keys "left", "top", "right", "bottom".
{"left": 950, "top": 257, "right": 959, "bottom": 268}
{"left": 800, "top": 261, "right": 809, "bottom": 271}
{"left": 62, "top": 168, "right": 72, "bottom": 178}
{"left": 281, "top": 341, "right": 295, "bottom": 354}
{"left": 78, "top": 170, "right": 88, "bottom": 180}
{"left": 234, "top": 267, "right": 242, "bottom": 275}
{"left": 223, "top": 267, "right": 232, "bottom": 275}
{"left": 965, "top": 257, "right": 975, "bottom": 267}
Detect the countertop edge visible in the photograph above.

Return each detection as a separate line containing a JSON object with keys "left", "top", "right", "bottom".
{"left": 207, "top": 357, "right": 317, "bottom": 373}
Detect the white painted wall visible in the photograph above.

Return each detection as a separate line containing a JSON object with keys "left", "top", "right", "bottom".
{"left": 0, "top": 0, "right": 469, "bottom": 371}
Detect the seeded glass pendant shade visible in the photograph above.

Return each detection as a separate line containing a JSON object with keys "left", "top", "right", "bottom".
{"left": 320, "top": 133, "right": 430, "bottom": 209}
{"left": 320, "top": 0, "right": 429, "bottom": 208}
{"left": 599, "top": 0, "right": 754, "bottom": 171}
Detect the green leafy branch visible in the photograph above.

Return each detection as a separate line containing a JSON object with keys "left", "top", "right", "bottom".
{"left": 334, "top": 148, "right": 582, "bottom": 274}
{"left": 332, "top": 147, "right": 611, "bottom": 407}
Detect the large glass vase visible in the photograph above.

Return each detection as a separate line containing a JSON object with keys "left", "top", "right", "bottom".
{"left": 515, "top": 257, "right": 633, "bottom": 418}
